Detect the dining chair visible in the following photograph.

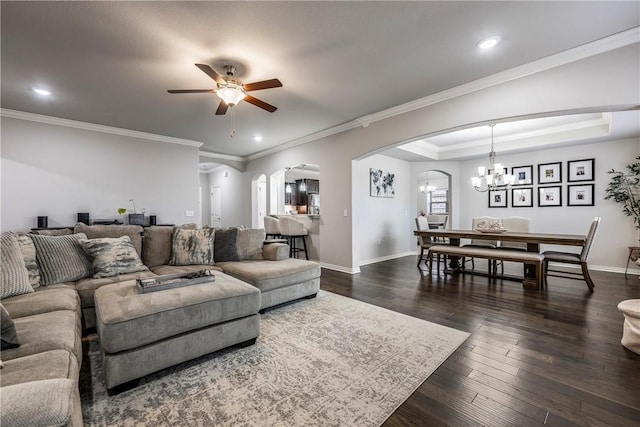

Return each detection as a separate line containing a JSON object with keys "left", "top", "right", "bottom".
{"left": 542, "top": 217, "right": 601, "bottom": 292}
{"left": 427, "top": 214, "right": 449, "bottom": 242}
{"left": 415, "top": 216, "right": 445, "bottom": 270}
{"left": 461, "top": 216, "right": 499, "bottom": 272}
{"left": 495, "top": 216, "right": 530, "bottom": 274}
{"left": 264, "top": 216, "right": 282, "bottom": 239}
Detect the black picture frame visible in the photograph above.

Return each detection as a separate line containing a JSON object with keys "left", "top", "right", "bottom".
{"left": 568, "top": 183, "right": 595, "bottom": 206}
{"left": 568, "top": 158, "right": 595, "bottom": 182}
{"left": 488, "top": 189, "right": 508, "bottom": 208}
{"left": 512, "top": 187, "right": 533, "bottom": 208}
{"left": 538, "top": 186, "right": 562, "bottom": 207}
{"left": 511, "top": 165, "right": 533, "bottom": 186}
{"left": 538, "top": 162, "right": 562, "bottom": 184}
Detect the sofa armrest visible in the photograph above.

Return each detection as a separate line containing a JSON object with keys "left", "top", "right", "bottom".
{"left": 262, "top": 243, "right": 290, "bottom": 261}
{"left": 0, "top": 379, "right": 79, "bottom": 427}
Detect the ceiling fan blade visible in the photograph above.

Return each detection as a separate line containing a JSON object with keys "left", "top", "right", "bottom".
{"left": 195, "top": 63, "right": 225, "bottom": 85}
{"left": 243, "top": 79, "right": 283, "bottom": 92}
{"left": 167, "top": 89, "right": 215, "bottom": 94}
{"left": 243, "top": 95, "right": 278, "bottom": 112}
{"left": 215, "top": 100, "right": 229, "bottom": 115}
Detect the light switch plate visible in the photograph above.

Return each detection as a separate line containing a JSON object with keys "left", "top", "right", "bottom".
{"left": 185, "top": 210, "right": 194, "bottom": 217}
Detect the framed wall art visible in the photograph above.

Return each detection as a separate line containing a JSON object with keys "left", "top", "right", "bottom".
{"left": 538, "top": 186, "right": 562, "bottom": 207}
{"left": 488, "top": 189, "right": 508, "bottom": 208}
{"left": 512, "top": 187, "right": 533, "bottom": 208}
{"left": 538, "top": 162, "right": 562, "bottom": 184}
{"left": 568, "top": 158, "right": 594, "bottom": 182}
{"left": 568, "top": 184, "right": 594, "bottom": 206}
{"left": 369, "top": 168, "right": 395, "bottom": 198}
{"left": 511, "top": 165, "right": 533, "bottom": 186}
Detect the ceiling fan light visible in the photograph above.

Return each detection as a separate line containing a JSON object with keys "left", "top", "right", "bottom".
{"left": 217, "top": 86, "right": 246, "bottom": 106}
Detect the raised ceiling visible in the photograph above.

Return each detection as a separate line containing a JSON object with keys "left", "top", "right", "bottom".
{"left": 1, "top": 1, "right": 638, "bottom": 160}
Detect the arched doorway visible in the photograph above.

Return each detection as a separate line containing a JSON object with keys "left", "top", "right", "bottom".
{"left": 416, "top": 170, "right": 451, "bottom": 225}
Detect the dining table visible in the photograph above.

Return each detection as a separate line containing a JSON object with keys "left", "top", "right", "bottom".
{"left": 414, "top": 229, "right": 586, "bottom": 288}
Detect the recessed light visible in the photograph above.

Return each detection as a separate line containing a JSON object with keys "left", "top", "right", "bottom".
{"left": 477, "top": 36, "right": 501, "bottom": 50}
{"left": 32, "top": 87, "right": 52, "bottom": 96}
{"left": 254, "top": 135, "right": 263, "bottom": 142}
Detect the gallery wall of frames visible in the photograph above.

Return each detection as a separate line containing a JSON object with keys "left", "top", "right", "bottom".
{"left": 488, "top": 158, "right": 595, "bottom": 208}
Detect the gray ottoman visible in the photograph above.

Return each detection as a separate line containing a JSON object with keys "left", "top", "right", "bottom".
{"left": 94, "top": 273, "right": 261, "bottom": 390}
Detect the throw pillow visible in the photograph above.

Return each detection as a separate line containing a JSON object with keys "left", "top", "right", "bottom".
{"left": 236, "top": 228, "right": 266, "bottom": 260}
{"left": 213, "top": 227, "right": 240, "bottom": 262}
{"left": 30, "top": 229, "right": 72, "bottom": 236}
{"left": 30, "top": 233, "right": 93, "bottom": 285}
{"left": 170, "top": 228, "right": 215, "bottom": 266}
{"left": 17, "top": 234, "right": 41, "bottom": 289}
{"left": 79, "top": 235, "right": 149, "bottom": 278}
{"left": 74, "top": 223, "right": 144, "bottom": 256}
{"left": 1, "top": 304, "right": 20, "bottom": 350}
{"left": 0, "top": 232, "right": 33, "bottom": 299}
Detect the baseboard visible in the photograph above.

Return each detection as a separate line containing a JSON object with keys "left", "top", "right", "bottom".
{"left": 359, "top": 252, "right": 415, "bottom": 267}
{"left": 549, "top": 262, "right": 640, "bottom": 275}
{"left": 320, "top": 262, "right": 361, "bottom": 274}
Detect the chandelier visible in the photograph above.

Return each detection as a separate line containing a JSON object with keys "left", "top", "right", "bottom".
{"left": 471, "top": 124, "right": 515, "bottom": 192}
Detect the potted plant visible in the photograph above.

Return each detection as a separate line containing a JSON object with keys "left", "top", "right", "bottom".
{"left": 604, "top": 156, "right": 640, "bottom": 238}
{"left": 118, "top": 199, "right": 145, "bottom": 225}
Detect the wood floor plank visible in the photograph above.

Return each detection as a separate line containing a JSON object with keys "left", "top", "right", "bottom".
{"left": 320, "top": 256, "right": 640, "bottom": 427}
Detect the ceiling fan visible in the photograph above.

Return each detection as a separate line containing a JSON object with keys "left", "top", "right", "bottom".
{"left": 168, "top": 64, "right": 282, "bottom": 115}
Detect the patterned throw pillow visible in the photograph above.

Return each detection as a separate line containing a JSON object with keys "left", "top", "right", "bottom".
{"left": 79, "top": 236, "right": 149, "bottom": 278}
{"left": 30, "top": 233, "right": 93, "bottom": 285}
{"left": 170, "top": 228, "right": 215, "bottom": 266}
{"left": 17, "top": 234, "right": 41, "bottom": 289}
{"left": 1, "top": 304, "right": 20, "bottom": 350}
{"left": 0, "top": 232, "right": 33, "bottom": 299}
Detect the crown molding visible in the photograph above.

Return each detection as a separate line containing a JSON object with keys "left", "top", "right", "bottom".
{"left": 0, "top": 108, "right": 203, "bottom": 148}
{"left": 198, "top": 150, "right": 245, "bottom": 163}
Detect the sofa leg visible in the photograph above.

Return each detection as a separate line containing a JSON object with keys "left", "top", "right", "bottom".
{"left": 304, "top": 293, "right": 318, "bottom": 300}
{"left": 235, "top": 337, "right": 257, "bottom": 349}
{"left": 107, "top": 378, "right": 140, "bottom": 396}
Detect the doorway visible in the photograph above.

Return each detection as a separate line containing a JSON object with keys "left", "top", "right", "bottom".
{"left": 211, "top": 186, "right": 222, "bottom": 228}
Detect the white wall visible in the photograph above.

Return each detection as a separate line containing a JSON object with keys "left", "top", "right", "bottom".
{"left": 355, "top": 154, "right": 412, "bottom": 264}
{"left": 245, "top": 43, "right": 639, "bottom": 272}
{"left": 1, "top": 117, "right": 200, "bottom": 231}
{"left": 458, "top": 137, "right": 639, "bottom": 270}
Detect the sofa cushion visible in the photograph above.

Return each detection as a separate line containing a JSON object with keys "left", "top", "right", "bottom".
{"left": 170, "top": 228, "right": 215, "bottom": 266}
{"left": 1, "top": 310, "right": 81, "bottom": 363}
{"left": 1, "top": 304, "right": 20, "bottom": 350}
{"left": 0, "top": 378, "right": 79, "bottom": 427}
{"left": 30, "top": 228, "right": 72, "bottom": 236}
{"left": 79, "top": 235, "right": 149, "bottom": 278}
{"left": 75, "top": 270, "right": 157, "bottom": 308}
{"left": 216, "top": 259, "right": 321, "bottom": 293}
{"left": 2, "top": 287, "right": 80, "bottom": 319}
{"left": 0, "top": 350, "right": 78, "bottom": 387}
{"left": 17, "top": 234, "right": 41, "bottom": 289}
{"left": 30, "top": 233, "right": 92, "bottom": 285}
{"left": 262, "top": 243, "right": 289, "bottom": 261}
{"left": 236, "top": 228, "right": 266, "bottom": 260}
{"left": 74, "top": 223, "right": 144, "bottom": 256}
{"left": 1, "top": 232, "right": 33, "bottom": 299}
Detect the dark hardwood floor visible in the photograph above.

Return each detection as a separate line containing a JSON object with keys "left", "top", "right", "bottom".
{"left": 320, "top": 256, "right": 640, "bottom": 426}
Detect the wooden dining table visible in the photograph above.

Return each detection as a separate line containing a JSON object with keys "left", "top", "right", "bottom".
{"left": 414, "top": 229, "right": 586, "bottom": 288}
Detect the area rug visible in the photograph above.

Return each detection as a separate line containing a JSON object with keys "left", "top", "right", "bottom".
{"left": 80, "top": 291, "right": 469, "bottom": 426}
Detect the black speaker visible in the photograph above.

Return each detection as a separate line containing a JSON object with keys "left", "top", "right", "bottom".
{"left": 77, "top": 212, "right": 90, "bottom": 225}
{"left": 149, "top": 215, "right": 157, "bottom": 226}
{"left": 37, "top": 216, "right": 48, "bottom": 228}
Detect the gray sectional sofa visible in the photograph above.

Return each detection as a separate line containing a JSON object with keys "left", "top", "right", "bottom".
{"left": 0, "top": 224, "right": 321, "bottom": 426}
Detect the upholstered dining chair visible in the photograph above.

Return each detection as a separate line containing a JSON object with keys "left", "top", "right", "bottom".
{"left": 264, "top": 216, "right": 282, "bottom": 239}
{"left": 278, "top": 216, "right": 309, "bottom": 260}
{"left": 427, "top": 214, "right": 449, "bottom": 243}
{"left": 495, "top": 216, "right": 531, "bottom": 274}
{"left": 415, "top": 216, "right": 445, "bottom": 269}
{"left": 461, "top": 216, "right": 499, "bottom": 272}
{"left": 542, "top": 217, "right": 600, "bottom": 292}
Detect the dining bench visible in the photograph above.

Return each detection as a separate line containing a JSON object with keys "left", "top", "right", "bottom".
{"left": 427, "top": 245, "right": 545, "bottom": 289}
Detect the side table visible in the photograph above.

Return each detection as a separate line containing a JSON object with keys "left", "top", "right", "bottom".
{"left": 625, "top": 246, "right": 640, "bottom": 278}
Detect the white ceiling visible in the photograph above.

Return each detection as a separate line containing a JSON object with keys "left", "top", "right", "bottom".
{"left": 1, "top": 1, "right": 639, "bottom": 161}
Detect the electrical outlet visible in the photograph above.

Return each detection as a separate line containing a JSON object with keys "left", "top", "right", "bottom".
{"left": 343, "top": 209, "right": 348, "bottom": 217}
{"left": 185, "top": 210, "right": 194, "bottom": 217}
{"left": 377, "top": 238, "right": 381, "bottom": 245}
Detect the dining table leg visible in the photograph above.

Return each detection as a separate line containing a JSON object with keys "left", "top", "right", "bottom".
{"left": 522, "top": 242, "right": 541, "bottom": 289}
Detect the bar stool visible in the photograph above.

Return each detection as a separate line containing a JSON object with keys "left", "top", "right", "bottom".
{"left": 278, "top": 216, "right": 309, "bottom": 260}
{"left": 264, "top": 216, "right": 282, "bottom": 239}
